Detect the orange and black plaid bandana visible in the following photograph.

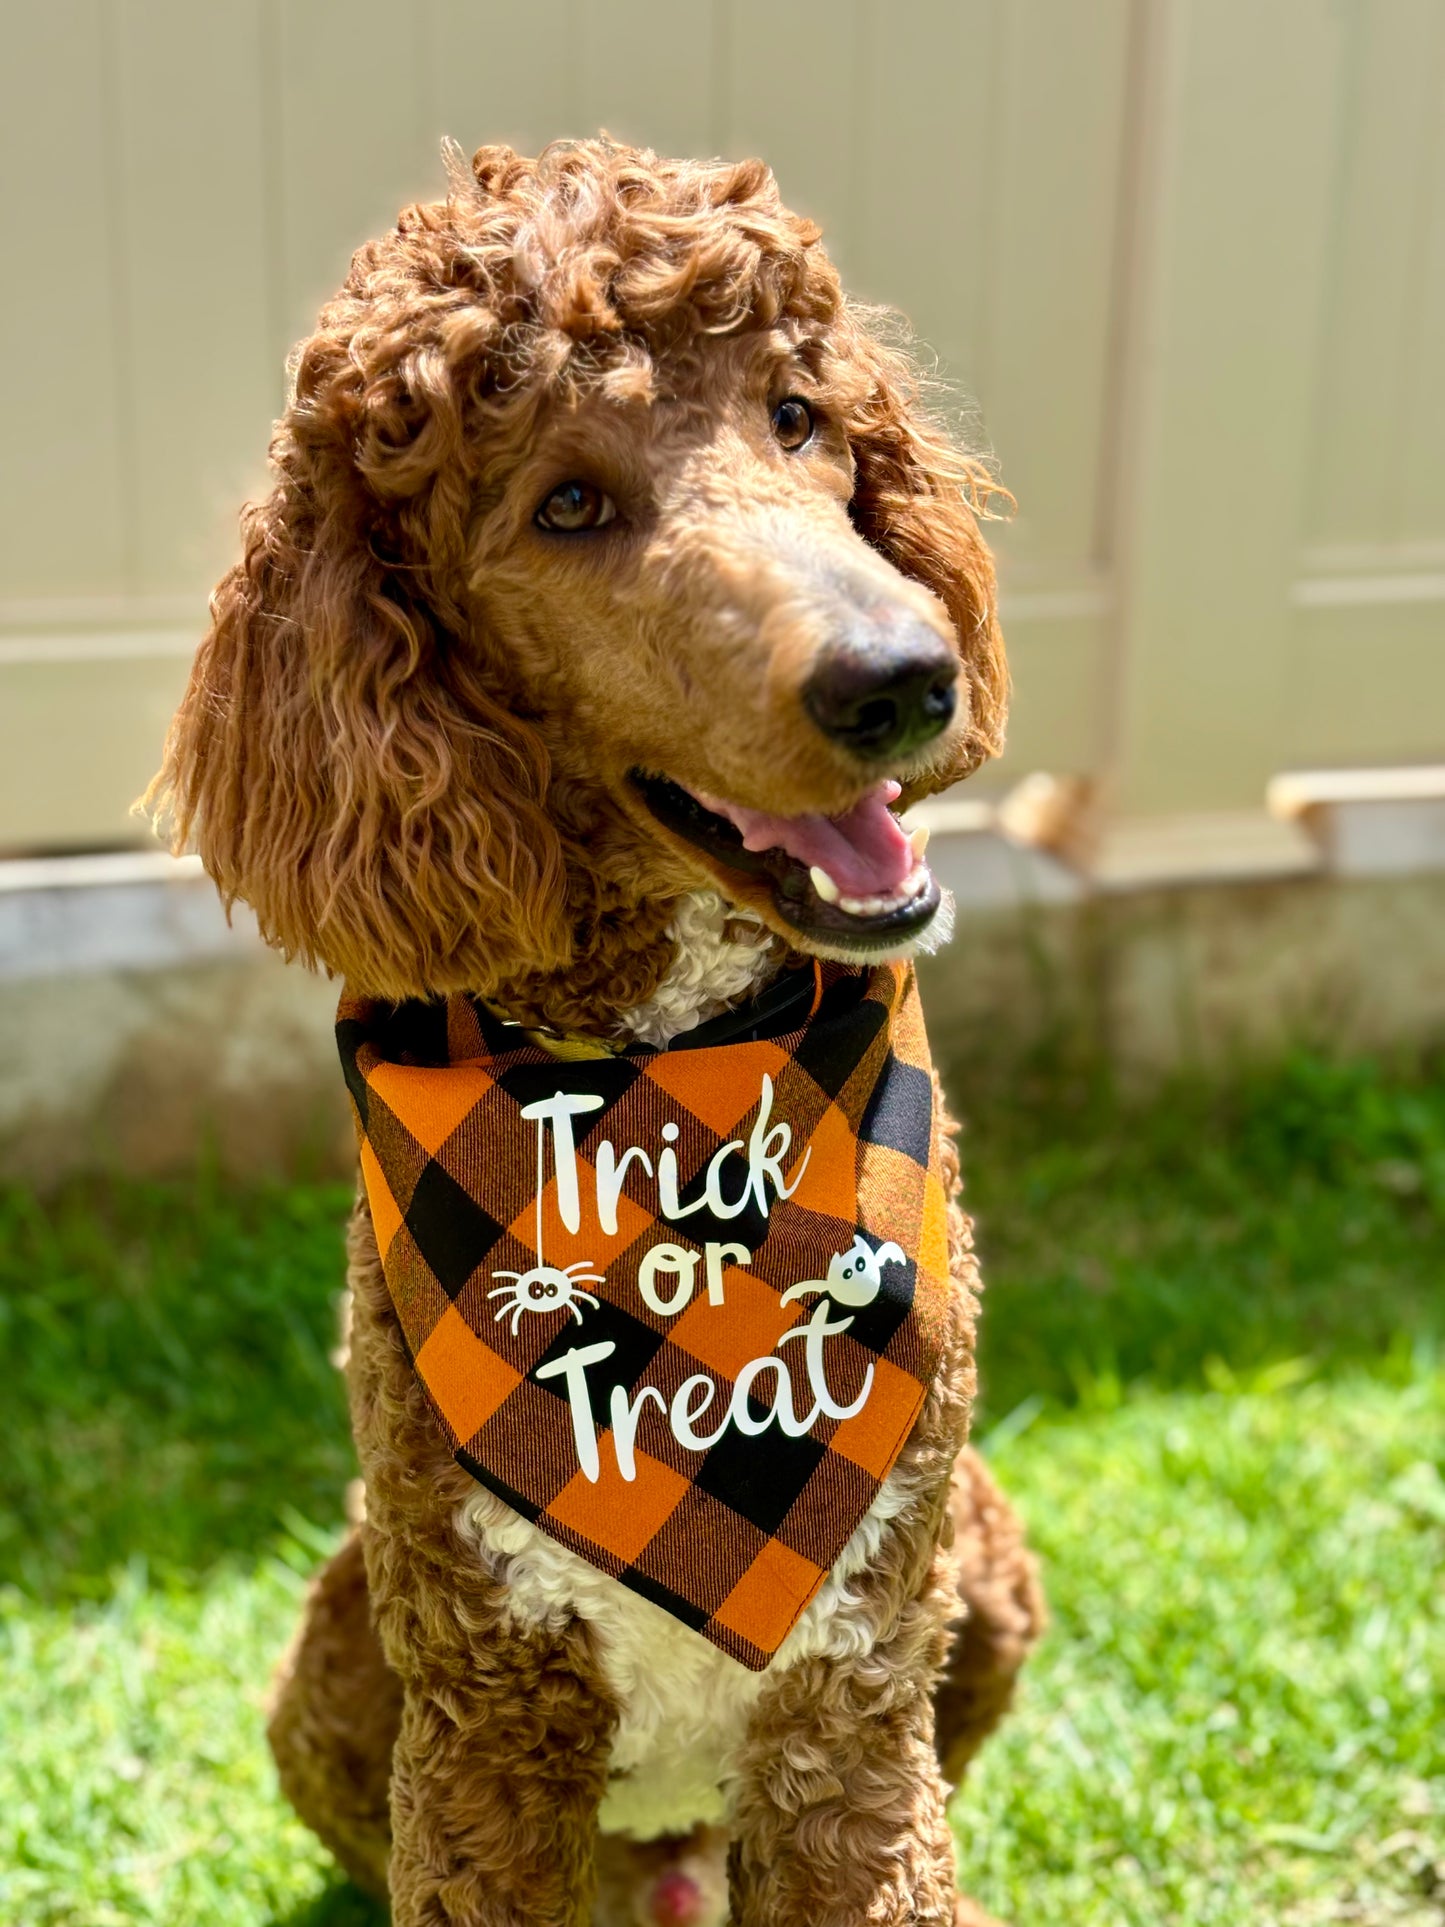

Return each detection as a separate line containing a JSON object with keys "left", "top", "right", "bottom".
{"left": 337, "top": 960, "right": 951, "bottom": 1671}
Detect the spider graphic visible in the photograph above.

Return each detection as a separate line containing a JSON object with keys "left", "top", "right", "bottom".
{"left": 487, "top": 1262, "right": 603, "bottom": 1335}
{"left": 486, "top": 1097, "right": 606, "bottom": 1335}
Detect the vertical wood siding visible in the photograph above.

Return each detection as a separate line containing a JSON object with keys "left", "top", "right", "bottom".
{"left": 1, "top": 0, "right": 1441, "bottom": 851}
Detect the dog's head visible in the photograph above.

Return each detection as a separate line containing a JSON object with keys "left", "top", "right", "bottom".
{"left": 151, "top": 139, "right": 1007, "bottom": 1006}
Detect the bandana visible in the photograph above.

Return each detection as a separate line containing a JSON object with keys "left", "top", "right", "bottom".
{"left": 337, "top": 960, "right": 951, "bottom": 1670}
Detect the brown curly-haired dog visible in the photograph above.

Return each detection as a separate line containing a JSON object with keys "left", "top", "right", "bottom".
{"left": 152, "top": 138, "right": 1043, "bottom": 1927}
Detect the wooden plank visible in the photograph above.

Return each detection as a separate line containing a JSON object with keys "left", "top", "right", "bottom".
{"left": 0, "top": 645, "right": 193, "bottom": 855}
{"left": 1398, "top": 18, "right": 1445, "bottom": 548}
{"left": 850, "top": 0, "right": 996, "bottom": 379}
{"left": 429, "top": 0, "right": 582, "bottom": 157}
{"left": 108, "top": 0, "right": 277, "bottom": 597}
{"left": 720, "top": 0, "right": 863, "bottom": 274}
{"left": 1287, "top": 598, "right": 1445, "bottom": 769}
{"left": 436, "top": 1, "right": 722, "bottom": 198}
{"left": 272, "top": 0, "right": 441, "bottom": 350}
{"left": 977, "top": 0, "right": 1132, "bottom": 579}
{"left": 1108, "top": 0, "right": 1349, "bottom": 816}
{"left": 990, "top": 601, "right": 1109, "bottom": 786}
{"left": 1302, "top": 0, "right": 1443, "bottom": 554}
{"left": 575, "top": 0, "right": 718, "bottom": 157}
{"left": 0, "top": 1, "right": 128, "bottom": 600}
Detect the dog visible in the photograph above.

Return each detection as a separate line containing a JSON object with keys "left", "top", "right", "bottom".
{"left": 151, "top": 137, "right": 1043, "bottom": 1927}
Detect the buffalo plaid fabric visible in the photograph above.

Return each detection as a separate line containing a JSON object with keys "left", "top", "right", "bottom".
{"left": 337, "top": 959, "right": 951, "bottom": 1671}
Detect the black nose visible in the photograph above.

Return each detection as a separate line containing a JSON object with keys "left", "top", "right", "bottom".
{"left": 803, "top": 621, "right": 959, "bottom": 760}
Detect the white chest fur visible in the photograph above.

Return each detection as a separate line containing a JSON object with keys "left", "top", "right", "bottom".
{"left": 454, "top": 1468, "right": 915, "bottom": 1839}
{"left": 449, "top": 891, "right": 921, "bottom": 1839}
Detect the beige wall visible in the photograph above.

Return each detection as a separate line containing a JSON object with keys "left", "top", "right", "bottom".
{"left": 2, "top": 0, "right": 1442, "bottom": 855}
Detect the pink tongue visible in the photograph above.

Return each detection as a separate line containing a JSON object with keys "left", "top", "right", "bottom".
{"left": 698, "top": 780, "right": 913, "bottom": 897}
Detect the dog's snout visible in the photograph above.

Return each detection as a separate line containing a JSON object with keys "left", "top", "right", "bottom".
{"left": 803, "top": 618, "right": 958, "bottom": 760}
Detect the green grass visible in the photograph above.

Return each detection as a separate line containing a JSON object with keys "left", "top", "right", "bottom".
{"left": 964, "top": 1047, "right": 1445, "bottom": 1425}
{"left": 0, "top": 1176, "right": 357, "bottom": 1598}
{"left": 957, "top": 1367, "right": 1444, "bottom": 1925}
{"left": 1, "top": 1050, "right": 1441, "bottom": 1923}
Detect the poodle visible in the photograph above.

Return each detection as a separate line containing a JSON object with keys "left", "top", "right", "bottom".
{"left": 150, "top": 138, "right": 1043, "bottom": 1927}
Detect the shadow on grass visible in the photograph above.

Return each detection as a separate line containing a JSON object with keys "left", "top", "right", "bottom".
{"left": 0, "top": 1172, "right": 357, "bottom": 1599}
{"left": 4, "top": 1048, "right": 1444, "bottom": 1596}
{"left": 949, "top": 1045, "right": 1445, "bottom": 1426}
{"left": 270, "top": 1878, "right": 388, "bottom": 1927}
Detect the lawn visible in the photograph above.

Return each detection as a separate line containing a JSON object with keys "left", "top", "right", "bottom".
{"left": 0, "top": 1050, "right": 1441, "bottom": 1924}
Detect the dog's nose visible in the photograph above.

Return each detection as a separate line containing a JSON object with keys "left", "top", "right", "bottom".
{"left": 803, "top": 619, "right": 959, "bottom": 760}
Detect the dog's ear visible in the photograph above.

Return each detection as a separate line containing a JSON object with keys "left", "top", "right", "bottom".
{"left": 147, "top": 322, "right": 570, "bottom": 999}
{"left": 843, "top": 331, "right": 1009, "bottom": 780}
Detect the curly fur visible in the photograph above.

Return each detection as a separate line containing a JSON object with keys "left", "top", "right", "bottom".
{"left": 616, "top": 891, "right": 780, "bottom": 1049}
{"left": 147, "top": 138, "right": 1006, "bottom": 1013}
{"left": 157, "top": 137, "right": 1039, "bottom": 1927}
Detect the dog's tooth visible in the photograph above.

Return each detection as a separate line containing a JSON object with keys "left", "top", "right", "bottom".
{"left": 836, "top": 888, "right": 916, "bottom": 917}
{"left": 909, "top": 825, "right": 931, "bottom": 861}
{"left": 809, "top": 865, "right": 841, "bottom": 905}
{"left": 832, "top": 881, "right": 938, "bottom": 917}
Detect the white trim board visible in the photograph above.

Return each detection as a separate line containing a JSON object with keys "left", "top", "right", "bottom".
{"left": 7, "top": 765, "right": 1445, "bottom": 986}
{"left": 1269, "top": 765, "right": 1445, "bottom": 878}
{"left": 0, "top": 854, "right": 258, "bottom": 982}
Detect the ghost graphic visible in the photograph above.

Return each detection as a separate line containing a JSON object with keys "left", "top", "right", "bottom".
{"left": 778, "top": 1232, "right": 907, "bottom": 1309}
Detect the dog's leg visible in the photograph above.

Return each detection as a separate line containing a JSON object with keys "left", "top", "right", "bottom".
{"left": 591, "top": 1459, "right": 1037, "bottom": 1927}
{"left": 383, "top": 1647, "right": 615, "bottom": 1927}
{"left": 339, "top": 1200, "right": 619, "bottom": 1927}
{"left": 268, "top": 1513, "right": 630, "bottom": 1925}
{"left": 934, "top": 1446, "right": 1046, "bottom": 1787}
{"left": 726, "top": 1537, "right": 962, "bottom": 1927}
{"left": 266, "top": 1521, "right": 400, "bottom": 1901}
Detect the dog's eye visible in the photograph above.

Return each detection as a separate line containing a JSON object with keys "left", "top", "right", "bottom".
{"left": 771, "top": 397, "right": 814, "bottom": 452}
{"left": 536, "top": 481, "right": 616, "bottom": 532}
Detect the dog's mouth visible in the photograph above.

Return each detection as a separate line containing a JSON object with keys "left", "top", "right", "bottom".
{"left": 630, "top": 771, "right": 939, "bottom": 949}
